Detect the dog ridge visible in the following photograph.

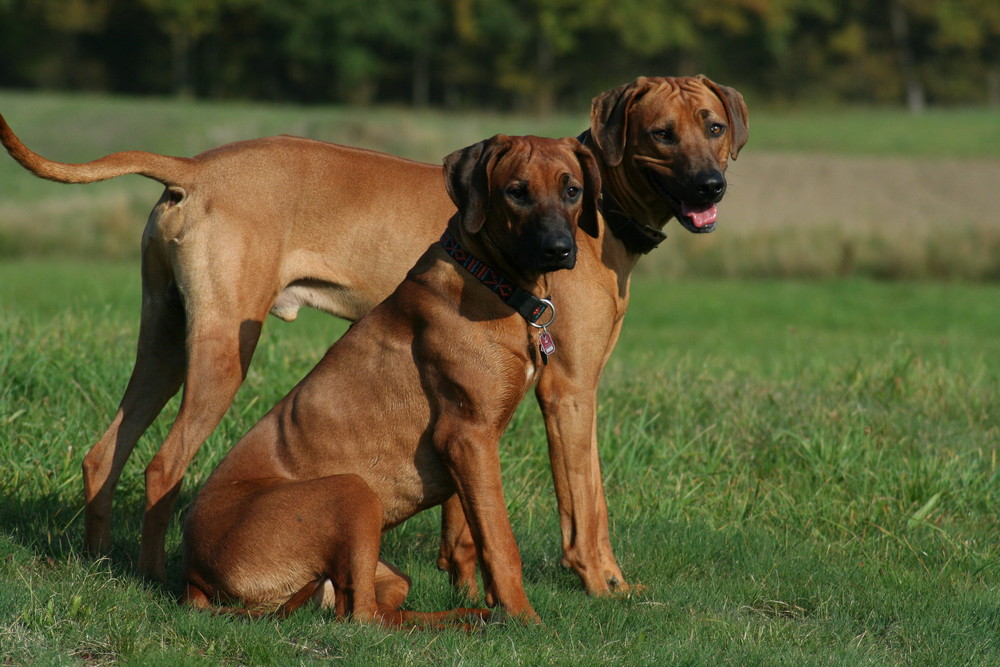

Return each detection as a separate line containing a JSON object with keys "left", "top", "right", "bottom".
{"left": 0, "top": 75, "right": 747, "bottom": 594}
{"left": 180, "top": 134, "right": 601, "bottom": 626}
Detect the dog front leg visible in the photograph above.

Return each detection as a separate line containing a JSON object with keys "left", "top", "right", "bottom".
{"left": 437, "top": 427, "right": 538, "bottom": 622}
{"left": 535, "top": 324, "right": 630, "bottom": 595}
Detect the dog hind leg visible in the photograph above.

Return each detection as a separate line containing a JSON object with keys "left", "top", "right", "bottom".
{"left": 82, "top": 252, "right": 186, "bottom": 556}
{"left": 138, "top": 317, "right": 263, "bottom": 579}
{"left": 436, "top": 494, "right": 480, "bottom": 597}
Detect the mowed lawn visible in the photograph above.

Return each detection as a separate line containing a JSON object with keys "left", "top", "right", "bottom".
{"left": 0, "top": 259, "right": 997, "bottom": 664}
{"left": 3, "top": 91, "right": 1000, "bottom": 280}
{"left": 0, "top": 92, "right": 998, "bottom": 663}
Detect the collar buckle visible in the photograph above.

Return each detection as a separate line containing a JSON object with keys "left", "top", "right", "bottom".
{"left": 440, "top": 231, "right": 553, "bottom": 325}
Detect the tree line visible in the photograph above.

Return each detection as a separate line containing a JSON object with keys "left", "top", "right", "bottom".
{"left": 1, "top": 0, "right": 998, "bottom": 111}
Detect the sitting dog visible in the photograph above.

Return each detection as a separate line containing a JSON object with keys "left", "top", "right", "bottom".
{"left": 180, "top": 134, "right": 601, "bottom": 625}
{"left": 0, "top": 76, "right": 747, "bottom": 592}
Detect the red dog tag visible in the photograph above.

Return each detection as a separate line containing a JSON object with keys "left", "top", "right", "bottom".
{"left": 539, "top": 329, "right": 556, "bottom": 356}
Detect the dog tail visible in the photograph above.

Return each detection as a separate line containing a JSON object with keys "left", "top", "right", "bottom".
{"left": 0, "top": 114, "right": 196, "bottom": 186}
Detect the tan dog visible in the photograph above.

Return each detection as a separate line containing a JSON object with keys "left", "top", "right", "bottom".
{"left": 181, "top": 134, "right": 600, "bottom": 624}
{"left": 0, "top": 75, "right": 747, "bottom": 590}
{"left": 438, "top": 76, "right": 748, "bottom": 593}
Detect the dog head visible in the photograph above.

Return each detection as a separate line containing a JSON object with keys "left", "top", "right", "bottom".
{"left": 590, "top": 75, "right": 749, "bottom": 234}
{"left": 444, "top": 134, "right": 601, "bottom": 275}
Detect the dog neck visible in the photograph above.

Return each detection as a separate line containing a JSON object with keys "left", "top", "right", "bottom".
{"left": 598, "top": 187, "right": 668, "bottom": 255}
{"left": 577, "top": 130, "right": 669, "bottom": 255}
{"left": 439, "top": 229, "right": 553, "bottom": 325}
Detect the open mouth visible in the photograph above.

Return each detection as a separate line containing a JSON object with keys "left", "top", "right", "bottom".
{"left": 645, "top": 171, "right": 718, "bottom": 234}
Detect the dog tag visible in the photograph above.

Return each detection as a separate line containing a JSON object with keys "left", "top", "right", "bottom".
{"left": 539, "top": 328, "right": 556, "bottom": 363}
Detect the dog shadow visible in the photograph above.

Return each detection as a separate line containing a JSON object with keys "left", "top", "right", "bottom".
{"left": 0, "top": 486, "right": 205, "bottom": 594}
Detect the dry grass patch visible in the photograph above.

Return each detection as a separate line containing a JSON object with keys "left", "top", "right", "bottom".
{"left": 644, "top": 152, "right": 1000, "bottom": 279}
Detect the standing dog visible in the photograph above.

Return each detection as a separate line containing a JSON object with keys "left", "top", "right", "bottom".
{"left": 181, "top": 134, "right": 600, "bottom": 624}
{"left": 0, "top": 75, "right": 747, "bottom": 589}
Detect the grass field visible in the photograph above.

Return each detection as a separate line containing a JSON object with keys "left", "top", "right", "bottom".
{"left": 0, "top": 92, "right": 998, "bottom": 663}
{"left": 1, "top": 90, "right": 999, "bottom": 279}
{"left": 1, "top": 259, "right": 998, "bottom": 664}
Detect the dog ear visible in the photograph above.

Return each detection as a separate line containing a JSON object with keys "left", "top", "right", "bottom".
{"left": 443, "top": 135, "right": 510, "bottom": 234}
{"left": 590, "top": 77, "right": 650, "bottom": 167}
{"left": 698, "top": 75, "right": 749, "bottom": 160}
{"left": 570, "top": 139, "right": 602, "bottom": 238}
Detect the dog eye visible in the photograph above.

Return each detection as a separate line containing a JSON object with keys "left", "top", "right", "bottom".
{"left": 565, "top": 185, "right": 581, "bottom": 200}
{"left": 506, "top": 184, "right": 529, "bottom": 201}
{"left": 708, "top": 123, "right": 726, "bottom": 136}
{"left": 651, "top": 128, "right": 676, "bottom": 144}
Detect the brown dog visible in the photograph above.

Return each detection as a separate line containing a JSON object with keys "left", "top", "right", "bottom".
{"left": 439, "top": 76, "right": 748, "bottom": 594}
{"left": 181, "top": 134, "right": 600, "bottom": 624}
{"left": 0, "top": 75, "right": 747, "bottom": 590}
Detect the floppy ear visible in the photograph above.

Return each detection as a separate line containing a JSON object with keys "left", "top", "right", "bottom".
{"left": 698, "top": 75, "right": 749, "bottom": 160}
{"left": 590, "top": 77, "right": 650, "bottom": 167}
{"left": 570, "top": 139, "right": 602, "bottom": 238}
{"left": 443, "top": 134, "right": 510, "bottom": 234}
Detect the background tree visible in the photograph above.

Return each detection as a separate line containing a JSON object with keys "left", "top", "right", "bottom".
{"left": 140, "top": 0, "right": 227, "bottom": 97}
{"left": 33, "top": 0, "right": 112, "bottom": 90}
{"left": 0, "top": 0, "right": 996, "bottom": 110}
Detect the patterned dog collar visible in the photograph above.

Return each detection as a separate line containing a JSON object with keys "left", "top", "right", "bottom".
{"left": 439, "top": 230, "right": 551, "bottom": 324}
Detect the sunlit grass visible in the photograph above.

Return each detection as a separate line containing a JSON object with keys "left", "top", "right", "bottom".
{"left": 2, "top": 91, "right": 999, "bottom": 280}
{"left": 1, "top": 261, "right": 997, "bottom": 663}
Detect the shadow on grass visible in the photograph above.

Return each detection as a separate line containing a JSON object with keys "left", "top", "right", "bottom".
{"left": 0, "top": 486, "right": 207, "bottom": 599}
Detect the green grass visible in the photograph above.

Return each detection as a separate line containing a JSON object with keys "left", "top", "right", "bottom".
{"left": 1, "top": 260, "right": 997, "bottom": 664}
{"left": 3, "top": 90, "right": 997, "bottom": 168}
{"left": 3, "top": 90, "right": 1000, "bottom": 280}
{"left": 745, "top": 105, "right": 1000, "bottom": 159}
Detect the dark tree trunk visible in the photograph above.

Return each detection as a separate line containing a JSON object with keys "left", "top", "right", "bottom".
{"left": 889, "top": 0, "right": 925, "bottom": 113}
{"left": 172, "top": 30, "right": 194, "bottom": 98}
{"left": 534, "top": 32, "right": 555, "bottom": 115}
{"left": 413, "top": 48, "right": 429, "bottom": 107}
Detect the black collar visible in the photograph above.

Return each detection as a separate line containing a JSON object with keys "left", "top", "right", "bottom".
{"left": 577, "top": 130, "right": 667, "bottom": 255}
{"left": 439, "top": 231, "right": 551, "bottom": 324}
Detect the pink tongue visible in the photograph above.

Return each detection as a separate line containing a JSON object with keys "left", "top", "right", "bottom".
{"left": 682, "top": 202, "right": 718, "bottom": 228}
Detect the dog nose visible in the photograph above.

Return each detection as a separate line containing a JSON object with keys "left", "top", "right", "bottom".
{"left": 542, "top": 235, "right": 574, "bottom": 262}
{"left": 694, "top": 170, "right": 726, "bottom": 200}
